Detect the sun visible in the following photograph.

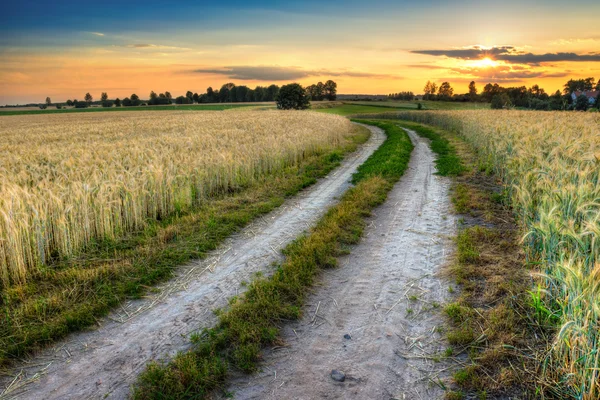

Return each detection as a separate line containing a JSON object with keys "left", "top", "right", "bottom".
{"left": 471, "top": 57, "right": 498, "bottom": 68}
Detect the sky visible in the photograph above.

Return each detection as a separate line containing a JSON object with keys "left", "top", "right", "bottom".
{"left": 1, "top": 0, "right": 600, "bottom": 105}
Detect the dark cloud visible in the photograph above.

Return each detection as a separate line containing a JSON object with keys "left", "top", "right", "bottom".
{"left": 412, "top": 46, "right": 515, "bottom": 60}
{"left": 192, "top": 66, "right": 400, "bottom": 81}
{"left": 412, "top": 46, "right": 600, "bottom": 64}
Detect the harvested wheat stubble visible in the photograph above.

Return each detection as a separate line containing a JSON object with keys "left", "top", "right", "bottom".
{"left": 0, "top": 110, "right": 352, "bottom": 288}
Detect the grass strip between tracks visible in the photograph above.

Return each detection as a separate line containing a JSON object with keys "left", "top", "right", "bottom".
{"left": 132, "top": 120, "right": 414, "bottom": 399}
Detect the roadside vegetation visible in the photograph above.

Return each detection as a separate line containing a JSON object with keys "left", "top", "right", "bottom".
{"left": 392, "top": 119, "right": 541, "bottom": 399}
{"left": 393, "top": 111, "right": 600, "bottom": 399}
{"left": 132, "top": 120, "right": 414, "bottom": 399}
{"left": 0, "top": 111, "right": 365, "bottom": 366}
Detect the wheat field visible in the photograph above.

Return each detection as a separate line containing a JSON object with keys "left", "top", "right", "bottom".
{"left": 394, "top": 110, "right": 600, "bottom": 399}
{"left": 0, "top": 110, "right": 353, "bottom": 288}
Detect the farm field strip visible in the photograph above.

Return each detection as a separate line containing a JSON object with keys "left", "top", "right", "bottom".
{"left": 391, "top": 110, "right": 600, "bottom": 399}
{"left": 0, "top": 124, "right": 385, "bottom": 399}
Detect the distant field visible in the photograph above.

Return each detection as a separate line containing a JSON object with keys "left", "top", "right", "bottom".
{"left": 0, "top": 103, "right": 268, "bottom": 116}
{"left": 314, "top": 104, "right": 413, "bottom": 116}
{"left": 345, "top": 100, "right": 489, "bottom": 110}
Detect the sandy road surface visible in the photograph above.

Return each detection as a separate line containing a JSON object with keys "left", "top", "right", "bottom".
{"left": 0, "top": 125, "right": 385, "bottom": 400}
{"left": 226, "top": 129, "right": 456, "bottom": 400}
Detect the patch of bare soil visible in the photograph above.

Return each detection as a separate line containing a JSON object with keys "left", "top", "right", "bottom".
{"left": 225, "top": 129, "right": 457, "bottom": 400}
{"left": 0, "top": 126, "right": 385, "bottom": 400}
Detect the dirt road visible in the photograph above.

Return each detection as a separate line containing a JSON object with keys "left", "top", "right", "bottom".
{"left": 0, "top": 125, "right": 385, "bottom": 400}
{"left": 226, "top": 128, "right": 456, "bottom": 399}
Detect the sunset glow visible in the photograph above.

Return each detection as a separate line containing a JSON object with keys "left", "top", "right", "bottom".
{"left": 1, "top": 0, "right": 600, "bottom": 105}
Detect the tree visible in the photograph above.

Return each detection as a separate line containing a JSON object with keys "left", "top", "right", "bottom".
{"left": 175, "top": 95, "right": 192, "bottom": 105}
{"left": 563, "top": 78, "right": 596, "bottom": 94}
{"left": 45, "top": 97, "right": 52, "bottom": 106}
{"left": 74, "top": 100, "right": 88, "bottom": 108}
{"left": 423, "top": 81, "right": 438, "bottom": 100}
{"left": 149, "top": 91, "right": 158, "bottom": 100}
{"left": 468, "top": 81, "right": 478, "bottom": 101}
{"left": 324, "top": 80, "right": 337, "bottom": 101}
{"left": 85, "top": 92, "right": 93, "bottom": 104}
{"left": 122, "top": 97, "right": 132, "bottom": 107}
{"left": 276, "top": 83, "right": 310, "bottom": 110}
{"left": 491, "top": 93, "right": 511, "bottom": 109}
{"left": 130, "top": 93, "right": 140, "bottom": 106}
{"left": 438, "top": 82, "right": 454, "bottom": 99}
{"left": 66, "top": 99, "right": 73, "bottom": 106}
{"left": 101, "top": 92, "right": 108, "bottom": 102}
{"left": 267, "top": 84, "right": 280, "bottom": 102}
{"left": 165, "top": 92, "right": 172, "bottom": 101}
{"left": 192, "top": 93, "right": 199, "bottom": 103}
{"left": 114, "top": 98, "right": 121, "bottom": 107}
{"left": 575, "top": 94, "right": 590, "bottom": 111}
{"left": 186, "top": 91, "right": 194, "bottom": 102}
{"left": 482, "top": 83, "right": 502, "bottom": 102}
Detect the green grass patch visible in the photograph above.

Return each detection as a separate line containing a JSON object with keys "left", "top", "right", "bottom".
{"left": 350, "top": 120, "right": 414, "bottom": 183}
{"left": 0, "top": 127, "right": 370, "bottom": 366}
{"left": 392, "top": 121, "right": 466, "bottom": 176}
{"left": 0, "top": 104, "right": 261, "bottom": 116}
{"left": 132, "top": 121, "right": 413, "bottom": 399}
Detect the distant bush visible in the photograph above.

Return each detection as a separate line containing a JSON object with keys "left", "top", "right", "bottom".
{"left": 529, "top": 98, "right": 549, "bottom": 111}
{"left": 74, "top": 101, "right": 88, "bottom": 109}
{"left": 175, "top": 96, "right": 192, "bottom": 105}
{"left": 148, "top": 97, "right": 172, "bottom": 106}
{"left": 56, "top": 104, "right": 62, "bottom": 109}
{"left": 575, "top": 94, "right": 590, "bottom": 111}
{"left": 491, "top": 93, "right": 511, "bottom": 109}
{"left": 39, "top": 105, "right": 47, "bottom": 110}
{"left": 102, "top": 101, "right": 113, "bottom": 108}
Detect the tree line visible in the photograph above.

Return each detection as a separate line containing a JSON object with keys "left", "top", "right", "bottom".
{"left": 42, "top": 80, "right": 337, "bottom": 109}
{"left": 386, "top": 77, "right": 600, "bottom": 111}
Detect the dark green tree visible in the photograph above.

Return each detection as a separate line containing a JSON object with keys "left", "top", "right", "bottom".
{"left": 101, "top": 92, "right": 108, "bottom": 102}
{"left": 437, "top": 82, "right": 454, "bottom": 99}
{"left": 45, "top": 97, "right": 52, "bottom": 106}
{"left": 575, "top": 94, "right": 590, "bottom": 111}
{"left": 266, "top": 84, "right": 280, "bottom": 101}
{"left": 491, "top": 93, "right": 511, "bottom": 109}
{"left": 468, "top": 81, "right": 478, "bottom": 101}
{"left": 276, "top": 83, "right": 310, "bottom": 110}
{"left": 84, "top": 92, "right": 93, "bottom": 104}
{"left": 563, "top": 78, "right": 596, "bottom": 94}
{"left": 324, "top": 80, "right": 337, "bottom": 101}
{"left": 114, "top": 98, "right": 121, "bottom": 107}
